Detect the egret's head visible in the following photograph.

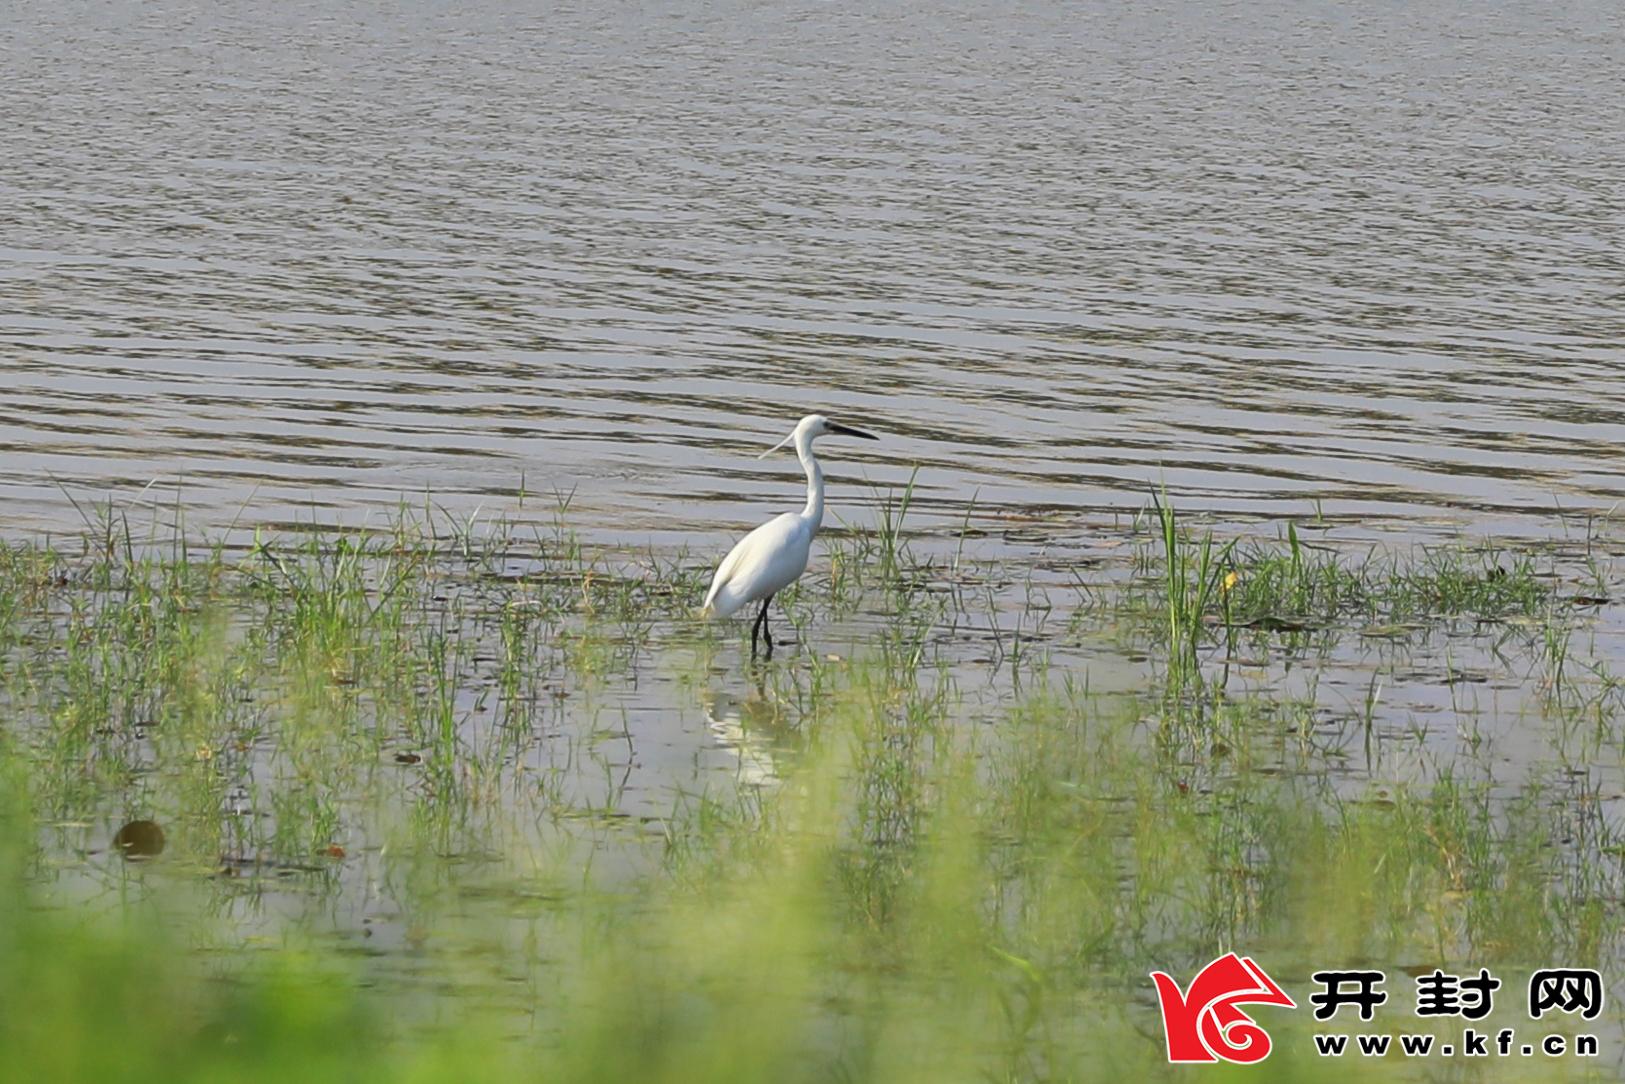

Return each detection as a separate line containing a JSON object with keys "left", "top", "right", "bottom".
{"left": 760, "top": 414, "right": 879, "bottom": 458}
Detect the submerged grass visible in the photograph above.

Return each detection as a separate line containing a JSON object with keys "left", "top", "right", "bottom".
{"left": 0, "top": 496, "right": 1621, "bottom": 1082}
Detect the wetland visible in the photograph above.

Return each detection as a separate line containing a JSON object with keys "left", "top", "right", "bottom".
{"left": 4, "top": 1, "right": 1624, "bottom": 1079}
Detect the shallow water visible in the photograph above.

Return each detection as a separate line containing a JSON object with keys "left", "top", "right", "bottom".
{"left": 4, "top": 0, "right": 1624, "bottom": 547}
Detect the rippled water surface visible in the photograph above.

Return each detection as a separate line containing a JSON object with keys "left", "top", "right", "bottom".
{"left": 3, "top": 0, "right": 1623, "bottom": 543}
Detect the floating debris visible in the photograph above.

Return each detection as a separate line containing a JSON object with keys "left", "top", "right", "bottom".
{"left": 112, "top": 820, "right": 166, "bottom": 859}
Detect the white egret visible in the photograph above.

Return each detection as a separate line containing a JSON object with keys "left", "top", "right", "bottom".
{"left": 701, "top": 414, "right": 879, "bottom": 658}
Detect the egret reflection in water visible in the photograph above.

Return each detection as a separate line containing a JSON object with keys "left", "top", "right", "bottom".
{"left": 700, "top": 685, "right": 802, "bottom": 790}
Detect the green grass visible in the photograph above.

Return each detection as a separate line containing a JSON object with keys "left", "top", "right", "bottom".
{"left": 0, "top": 496, "right": 1620, "bottom": 1082}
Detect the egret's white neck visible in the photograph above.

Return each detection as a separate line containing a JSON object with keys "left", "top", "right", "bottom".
{"left": 794, "top": 430, "right": 824, "bottom": 532}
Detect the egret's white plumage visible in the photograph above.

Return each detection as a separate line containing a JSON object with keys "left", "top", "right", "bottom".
{"left": 702, "top": 414, "right": 878, "bottom": 657}
{"left": 703, "top": 512, "right": 810, "bottom": 619}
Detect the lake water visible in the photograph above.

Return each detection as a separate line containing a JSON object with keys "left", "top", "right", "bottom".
{"left": 3, "top": 0, "right": 1623, "bottom": 549}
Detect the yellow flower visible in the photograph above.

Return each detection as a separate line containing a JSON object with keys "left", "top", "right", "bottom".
{"left": 1221, "top": 571, "right": 1239, "bottom": 593}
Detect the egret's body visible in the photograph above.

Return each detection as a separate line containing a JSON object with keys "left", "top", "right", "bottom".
{"left": 704, "top": 512, "right": 813, "bottom": 619}
{"left": 702, "top": 414, "right": 877, "bottom": 658}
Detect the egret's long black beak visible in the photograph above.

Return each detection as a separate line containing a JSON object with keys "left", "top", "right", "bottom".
{"left": 827, "top": 421, "right": 879, "bottom": 441}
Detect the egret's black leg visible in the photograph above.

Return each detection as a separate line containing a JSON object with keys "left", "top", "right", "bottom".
{"left": 750, "top": 598, "right": 769, "bottom": 659}
{"left": 750, "top": 597, "right": 775, "bottom": 660}
{"left": 762, "top": 595, "right": 775, "bottom": 659}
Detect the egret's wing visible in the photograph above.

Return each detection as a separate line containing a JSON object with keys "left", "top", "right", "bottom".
{"left": 702, "top": 515, "right": 804, "bottom": 618}
{"left": 702, "top": 535, "right": 753, "bottom": 615}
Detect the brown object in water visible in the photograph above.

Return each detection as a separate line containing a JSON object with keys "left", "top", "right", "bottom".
{"left": 112, "top": 819, "right": 166, "bottom": 859}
